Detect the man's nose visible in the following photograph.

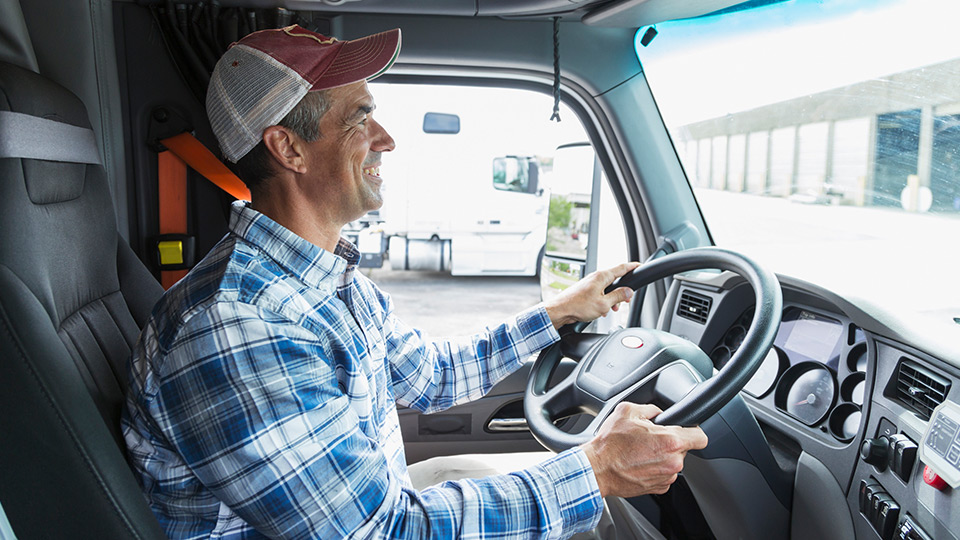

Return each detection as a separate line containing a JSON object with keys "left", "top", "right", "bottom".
{"left": 370, "top": 119, "right": 396, "bottom": 152}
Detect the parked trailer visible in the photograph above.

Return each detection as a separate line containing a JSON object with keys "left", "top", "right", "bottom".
{"left": 345, "top": 85, "right": 552, "bottom": 276}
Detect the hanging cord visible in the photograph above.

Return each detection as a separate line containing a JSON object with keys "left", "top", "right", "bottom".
{"left": 550, "top": 16, "right": 561, "bottom": 122}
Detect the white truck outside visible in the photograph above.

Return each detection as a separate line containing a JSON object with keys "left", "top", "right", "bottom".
{"left": 351, "top": 84, "right": 559, "bottom": 276}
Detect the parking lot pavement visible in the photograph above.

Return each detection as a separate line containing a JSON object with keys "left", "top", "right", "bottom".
{"left": 363, "top": 268, "right": 542, "bottom": 337}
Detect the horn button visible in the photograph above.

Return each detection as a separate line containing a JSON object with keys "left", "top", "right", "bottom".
{"left": 576, "top": 328, "right": 707, "bottom": 401}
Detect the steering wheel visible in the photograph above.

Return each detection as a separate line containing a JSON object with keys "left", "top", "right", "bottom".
{"left": 524, "top": 247, "right": 782, "bottom": 453}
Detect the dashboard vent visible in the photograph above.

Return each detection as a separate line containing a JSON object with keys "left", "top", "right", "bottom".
{"left": 894, "top": 360, "right": 951, "bottom": 420}
{"left": 677, "top": 290, "right": 712, "bottom": 324}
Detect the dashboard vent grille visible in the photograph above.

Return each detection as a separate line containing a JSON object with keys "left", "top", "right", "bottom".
{"left": 894, "top": 360, "right": 950, "bottom": 420}
{"left": 677, "top": 290, "right": 712, "bottom": 324}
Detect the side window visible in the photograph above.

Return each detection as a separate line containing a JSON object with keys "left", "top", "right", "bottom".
{"left": 356, "top": 82, "right": 628, "bottom": 333}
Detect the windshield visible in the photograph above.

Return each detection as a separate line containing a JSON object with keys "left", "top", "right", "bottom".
{"left": 638, "top": 0, "right": 960, "bottom": 326}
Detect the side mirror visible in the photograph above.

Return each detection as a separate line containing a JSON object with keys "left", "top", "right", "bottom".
{"left": 540, "top": 142, "right": 599, "bottom": 297}
{"left": 528, "top": 159, "right": 540, "bottom": 195}
{"left": 493, "top": 156, "right": 541, "bottom": 195}
{"left": 422, "top": 112, "right": 460, "bottom": 134}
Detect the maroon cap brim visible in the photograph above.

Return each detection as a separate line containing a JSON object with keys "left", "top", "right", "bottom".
{"left": 314, "top": 29, "right": 401, "bottom": 90}
{"left": 239, "top": 26, "right": 401, "bottom": 92}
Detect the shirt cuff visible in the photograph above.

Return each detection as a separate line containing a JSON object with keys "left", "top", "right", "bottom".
{"left": 537, "top": 447, "right": 604, "bottom": 534}
{"left": 516, "top": 305, "right": 561, "bottom": 353}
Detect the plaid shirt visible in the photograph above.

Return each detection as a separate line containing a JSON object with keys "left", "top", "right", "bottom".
{"left": 122, "top": 201, "right": 603, "bottom": 539}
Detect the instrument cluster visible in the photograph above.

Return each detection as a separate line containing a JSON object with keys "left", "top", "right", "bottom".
{"left": 711, "top": 305, "right": 868, "bottom": 443}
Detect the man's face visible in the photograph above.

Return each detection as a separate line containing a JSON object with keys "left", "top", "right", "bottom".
{"left": 302, "top": 80, "right": 395, "bottom": 224}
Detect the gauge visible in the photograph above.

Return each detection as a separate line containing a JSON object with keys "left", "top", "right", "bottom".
{"left": 724, "top": 326, "right": 746, "bottom": 350}
{"left": 847, "top": 343, "right": 868, "bottom": 373}
{"left": 711, "top": 346, "right": 732, "bottom": 369}
{"left": 776, "top": 363, "right": 837, "bottom": 426}
{"left": 841, "top": 372, "right": 866, "bottom": 405}
{"left": 829, "top": 403, "right": 862, "bottom": 442}
{"left": 743, "top": 347, "right": 786, "bottom": 398}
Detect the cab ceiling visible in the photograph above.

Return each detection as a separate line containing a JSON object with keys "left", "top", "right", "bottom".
{"left": 207, "top": 0, "right": 749, "bottom": 28}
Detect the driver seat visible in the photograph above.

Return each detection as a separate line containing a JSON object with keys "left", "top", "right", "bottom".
{"left": 0, "top": 59, "right": 166, "bottom": 538}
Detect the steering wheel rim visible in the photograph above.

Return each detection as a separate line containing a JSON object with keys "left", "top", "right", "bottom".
{"left": 524, "top": 247, "right": 782, "bottom": 453}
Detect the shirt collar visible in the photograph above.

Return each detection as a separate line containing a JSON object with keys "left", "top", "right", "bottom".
{"left": 228, "top": 200, "right": 359, "bottom": 291}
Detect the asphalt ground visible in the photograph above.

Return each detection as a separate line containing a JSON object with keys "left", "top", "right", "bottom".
{"left": 362, "top": 268, "right": 542, "bottom": 338}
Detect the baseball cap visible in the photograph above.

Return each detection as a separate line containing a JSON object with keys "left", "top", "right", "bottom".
{"left": 206, "top": 25, "right": 401, "bottom": 163}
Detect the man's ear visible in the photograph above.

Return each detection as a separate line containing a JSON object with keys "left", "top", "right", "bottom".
{"left": 262, "top": 126, "right": 308, "bottom": 174}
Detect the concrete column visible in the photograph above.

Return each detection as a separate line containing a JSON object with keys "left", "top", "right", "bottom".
{"left": 790, "top": 125, "right": 801, "bottom": 195}
{"left": 765, "top": 129, "right": 773, "bottom": 193}
{"left": 723, "top": 134, "right": 731, "bottom": 192}
{"left": 864, "top": 116, "right": 878, "bottom": 206}
{"left": 825, "top": 121, "right": 836, "bottom": 186}
{"left": 917, "top": 105, "right": 934, "bottom": 188}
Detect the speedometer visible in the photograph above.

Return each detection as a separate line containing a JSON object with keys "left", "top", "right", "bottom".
{"left": 775, "top": 363, "right": 837, "bottom": 426}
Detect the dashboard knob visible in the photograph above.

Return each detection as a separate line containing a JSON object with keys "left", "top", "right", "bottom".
{"left": 860, "top": 436, "right": 890, "bottom": 470}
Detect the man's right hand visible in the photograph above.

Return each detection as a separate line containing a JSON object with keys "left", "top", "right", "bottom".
{"left": 581, "top": 403, "right": 708, "bottom": 498}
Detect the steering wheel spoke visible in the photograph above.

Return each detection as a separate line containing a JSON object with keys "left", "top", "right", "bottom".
{"left": 558, "top": 332, "right": 605, "bottom": 361}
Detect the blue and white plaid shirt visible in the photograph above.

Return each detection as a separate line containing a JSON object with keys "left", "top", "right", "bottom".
{"left": 122, "top": 201, "right": 603, "bottom": 539}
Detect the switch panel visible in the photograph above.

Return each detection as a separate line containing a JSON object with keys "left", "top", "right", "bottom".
{"left": 919, "top": 400, "right": 960, "bottom": 488}
{"left": 858, "top": 479, "right": 901, "bottom": 540}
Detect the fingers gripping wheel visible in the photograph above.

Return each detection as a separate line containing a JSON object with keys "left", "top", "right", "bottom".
{"left": 524, "top": 247, "right": 782, "bottom": 453}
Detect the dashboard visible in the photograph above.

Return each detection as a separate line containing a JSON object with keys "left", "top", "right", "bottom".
{"left": 661, "top": 270, "right": 960, "bottom": 540}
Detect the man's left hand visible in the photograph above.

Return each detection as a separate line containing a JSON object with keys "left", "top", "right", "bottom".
{"left": 543, "top": 262, "right": 640, "bottom": 329}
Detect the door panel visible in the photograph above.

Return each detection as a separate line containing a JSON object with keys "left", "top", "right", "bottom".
{"left": 398, "top": 359, "right": 591, "bottom": 464}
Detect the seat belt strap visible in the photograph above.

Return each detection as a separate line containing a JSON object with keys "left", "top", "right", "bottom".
{"left": 158, "top": 132, "right": 250, "bottom": 200}
{"left": 0, "top": 111, "right": 101, "bottom": 164}
{"left": 157, "top": 149, "right": 189, "bottom": 289}
{"left": 155, "top": 132, "right": 249, "bottom": 289}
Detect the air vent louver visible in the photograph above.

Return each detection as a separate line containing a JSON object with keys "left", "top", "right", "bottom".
{"left": 677, "top": 290, "right": 711, "bottom": 324}
{"left": 894, "top": 360, "right": 950, "bottom": 420}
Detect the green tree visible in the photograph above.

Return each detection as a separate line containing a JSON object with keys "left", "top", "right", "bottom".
{"left": 548, "top": 195, "right": 573, "bottom": 230}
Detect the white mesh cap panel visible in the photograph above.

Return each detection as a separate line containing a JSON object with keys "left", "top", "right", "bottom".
{"left": 206, "top": 44, "right": 311, "bottom": 162}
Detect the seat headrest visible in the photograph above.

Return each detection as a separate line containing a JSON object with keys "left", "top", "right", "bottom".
{"left": 0, "top": 60, "right": 118, "bottom": 325}
{"left": 0, "top": 1, "right": 39, "bottom": 73}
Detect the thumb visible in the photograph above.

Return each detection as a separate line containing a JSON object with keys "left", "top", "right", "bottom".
{"left": 607, "top": 286, "right": 634, "bottom": 306}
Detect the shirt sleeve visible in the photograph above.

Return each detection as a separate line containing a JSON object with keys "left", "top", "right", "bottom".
{"left": 150, "top": 301, "right": 601, "bottom": 539}
{"left": 379, "top": 291, "right": 561, "bottom": 413}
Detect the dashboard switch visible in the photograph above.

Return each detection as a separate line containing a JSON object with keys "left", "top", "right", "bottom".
{"left": 859, "top": 479, "right": 881, "bottom": 514}
{"left": 877, "top": 497, "right": 901, "bottom": 540}
{"left": 923, "top": 466, "right": 948, "bottom": 491}
{"left": 862, "top": 436, "right": 891, "bottom": 471}
{"left": 889, "top": 433, "right": 918, "bottom": 482}
{"left": 870, "top": 491, "right": 889, "bottom": 525}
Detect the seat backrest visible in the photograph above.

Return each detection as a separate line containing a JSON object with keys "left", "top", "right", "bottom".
{"left": 0, "top": 60, "right": 167, "bottom": 539}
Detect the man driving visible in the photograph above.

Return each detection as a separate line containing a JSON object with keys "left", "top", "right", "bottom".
{"left": 122, "top": 25, "right": 707, "bottom": 539}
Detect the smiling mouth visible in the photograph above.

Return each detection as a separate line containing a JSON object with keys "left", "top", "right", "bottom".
{"left": 362, "top": 166, "right": 381, "bottom": 177}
